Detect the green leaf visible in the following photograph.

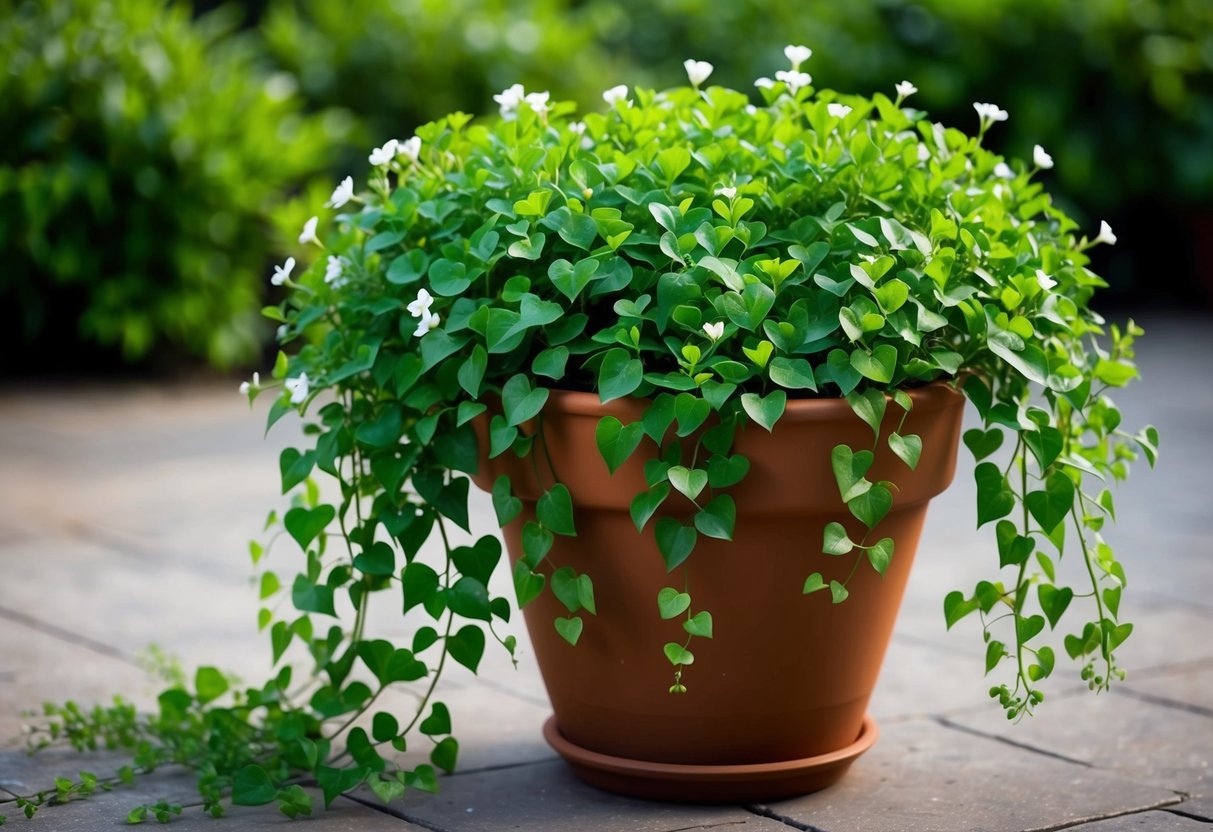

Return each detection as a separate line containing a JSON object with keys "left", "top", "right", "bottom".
{"left": 866, "top": 538, "right": 894, "bottom": 575}
{"left": 888, "top": 433, "right": 922, "bottom": 470}
{"left": 1037, "top": 585, "right": 1074, "bottom": 629}
{"left": 822, "top": 522, "right": 854, "bottom": 555}
{"left": 533, "top": 346, "right": 569, "bottom": 380}
{"left": 458, "top": 345, "right": 487, "bottom": 397}
{"left": 655, "top": 518, "right": 697, "bottom": 571}
{"left": 373, "top": 712, "right": 400, "bottom": 743}
{"left": 402, "top": 562, "right": 440, "bottom": 614}
{"left": 232, "top": 765, "right": 277, "bottom": 806}
{"left": 656, "top": 147, "right": 692, "bottom": 183}
{"left": 554, "top": 616, "right": 583, "bottom": 645}
{"left": 491, "top": 476, "right": 522, "bottom": 526}
{"left": 706, "top": 454, "right": 749, "bottom": 488}
{"left": 831, "top": 445, "right": 874, "bottom": 502}
{"left": 803, "top": 572, "right": 827, "bottom": 594}
{"left": 512, "top": 562, "right": 545, "bottom": 607}
{"left": 694, "top": 494, "right": 736, "bottom": 540}
{"left": 944, "top": 590, "right": 978, "bottom": 629}
{"left": 428, "top": 259, "right": 470, "bottom": 296}
{"left": 683, "top": 611, "right": 713, "bottom": 638}
{"left": 963, "top": 428, "right": 1004, "bottom": 461}
{"left": 595, "top": 416, "right": 645, "bottom": 474}
{"left": 821, "top": 348, "right": 862, "bottom": 395}
{"left": 488, "top": 415, "right": 518, "bottom": 458}
{"left": 1016, "top": 614, "right": 1046, "bottom": 644}
{"left": 630, "top": 483, "right": 670, "bottom": 532}
{"left": 850, "top": 344, "right": 897, "bottom": 383}
{"left": 598, "top": 348, "right": 644, "bottom": 404}
{"left": 668, "top": 465, "right": 708, "bottom": 501}
{"left": 995, "top": 520, "right": 1033, "bottom": 567}
{"left": 769, "top": 357, "right": 816, "bottom": 390}
{"left": 446, "top": 625, "right": 486, "bottom": 672}
{"left": 974, "top": 462, "right": 1015, "bottom": 527}
{"left": 279, "top": 448, "right": 315, "bottom": 494}
{"left": 657, "top": 587, "right": 692, "bottom": 619}
{"left": 502, "top": 374, "right": 549, "bottom": 427}
{"left": 419, "top": 703, "right": 451, "bottom": 736}
{"left": 448, "top": 577, "right": 491, "bottom": 621}
{"left": 846, "top": 389, "right": 887, "bottom": 442}
{"left": 521, "top": 521, "right": 553, "bottom": 568}
{"left": 985, "top": 640, "right": 1006, "bottom": 674}
{"left": 674, "top": 393, "right": 711, "bottom": 437}
{"left": 291, "top": 575, "right": 335, "bottom": 616}
{"left": 354, "top": 542, "right": 396, "bottom": 576}
{"left": 740, "top": 390, "right": 786, "bottom": 432}
{"left": 284, "top": 505, "right": 335, "bottom": 551}
{"left": 848, "top": 482, "right": 893, "bottom": 529}
{"left": 551, "top": 567, "right": 583, "bottom": 614}
{"left": 663, "top": 642, "right": 694, "bottom": 666}
{"left": 537, "top": 484, "right": 575, "bottom": 535}
{"left": 431, "top": 737, "right": 459, "bottom": 774}
{"left": 829, "top": 580, "right": 850, "bottom": 604}
{"left": 548, "top": 258, "right": 600, "bottom": 302}
{"left": 194, "top": 667, "right": 228, "bottom": 705}
{"left": 1025, "top": 472, "right": 1075, "bottom": 534}
{"left": 1024, "top": 427, "right": 1064, "bottom": 471}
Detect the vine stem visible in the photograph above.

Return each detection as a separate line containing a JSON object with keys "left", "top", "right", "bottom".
{"left": 1012, "top": 440, "right": 1037, "bottom": 714}
{"left": 1072, "top": 502, "right": 1113, "bottom": 687}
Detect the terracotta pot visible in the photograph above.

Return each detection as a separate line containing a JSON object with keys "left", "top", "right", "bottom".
{"left": 472, "top": 382, "right": 966, "bottom": 801}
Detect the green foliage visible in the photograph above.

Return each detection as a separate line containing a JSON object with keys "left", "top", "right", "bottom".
{"left": 25, "top": 47, "right": 1156, "bottom": 822}
{"left": 0, "top": 0, "right": 345, "bottom": 368}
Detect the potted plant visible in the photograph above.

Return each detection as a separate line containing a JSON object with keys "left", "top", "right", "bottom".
{"left": 18, "top": 47, "right": 1157, "bottom": 821}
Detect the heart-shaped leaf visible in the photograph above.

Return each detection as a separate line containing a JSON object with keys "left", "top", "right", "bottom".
{"left": 829, "top": 580, "right": 850, "bottom": 604}
{"left": 284, "top": 505, "right": 335, "bottom": 551}
{"left": 846, "top": 389, "right": 887, "bottom": 441}
{"left": 820, "top": 348, "right": 862, "bottom": 395}
{"left": 683, "top": 611, "right": 713, "bottom": 638}
{"left": 822, "top": 521, "right": 854, "bottom": 555}
{"left": 657, "top": 587, "right": 691, "bottom": 619}
{"left": 446, "top": 625, "right": 486, "bottom": 672}
{"left": 963, "top": 428, "right": 1004, "bottom": 461}
{"left": 866, "top": 537, "right": 894, "bottom": 575}
{"left": 663, "top": 642, "right": 695, "bottom": 666}
{"left": 706, "top": 454, "right": 749, "bottom": 488}
{"left": 831, "top": 445, "right": 875, "bottom": 502}
{"left": 512, "top": 562, "right": 545, "bottom": 608}
{"left": 995, "top": 520, "right": 1034, "bottom": 568}
{"left": 1025, "top": 472, "right": 1075, "bottom": 534}
{"left": 595, "top": 416, "right": 645, "bottom": 474}
{"left": 769, "top": 357, "right": 816, "bottom": 390}
{"left": 667, "top": 465, "right": 708, "bottom": 501}
{"left": 694, "top": 494, "right": 736, "bottom": 540}
{"left": 502, "top": 374, "right": 549, "bottom": 427}
{"left": 279, "top": 448, "right": 315, "bottom": 494}
{"left": 537, "top": 484, "right": 575, "bottom": 536}
{"left": 848, "top": 482, "right": 893, "bottom": 529}
{"left": 554, "top": 616, "right": 583, "bottom": 645}
{"left": 548, "top": 257, "right": 599, "bottom": 302}
{"left": 1016, "top": 614, "right": 1046, "bottom": 644}
{"left": 674, "top": 393, "right": 711, "bottom": 436}
{"left": 630, "top": 483, "right": 670, "bottom": 532}
{"left": 1037, "top": 584, "right": 1074, "bottom": 629}
{"left": 491, "top": 476, "right": 522, "bottom": 526}
{"left": 741, "top": 390, "right": 786, "bottom": 432}
{"left": 598, "top": 348, "right": 644, "bottom": 404}
{"left": 803, "top": 572, "right": 827, "bottom": 594}
{"left": 656, "top": 518, "right": 696, "bottom": 571}
{"left": 888, "top": 432, "right": 922, "bottom": 470}
{"left": 975, "top": 462, "right": 1015, "bottom": 527}
{"left": 850, "top": 344, "right": 897, "bottom": 383}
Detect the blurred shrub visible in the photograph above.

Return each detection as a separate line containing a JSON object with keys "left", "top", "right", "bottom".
{"left": 0, "top": 0, "right": 349, "bottom": 370}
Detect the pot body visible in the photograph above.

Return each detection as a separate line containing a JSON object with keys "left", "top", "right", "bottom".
{"left": 473, "top": 383, "right": 965, "bottom": 796}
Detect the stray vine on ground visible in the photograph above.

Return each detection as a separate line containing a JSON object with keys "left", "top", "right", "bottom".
{"left": 5, "top": 47, "right": 1155, "bottom": 824}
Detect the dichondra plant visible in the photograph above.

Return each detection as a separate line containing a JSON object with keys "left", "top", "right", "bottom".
{"left": 12, "top": 48, "right": 1156, "bottom": 823}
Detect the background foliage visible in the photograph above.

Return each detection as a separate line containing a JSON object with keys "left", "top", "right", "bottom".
{"left": 3, "top": 0, "right": 1209, "bottom": 373}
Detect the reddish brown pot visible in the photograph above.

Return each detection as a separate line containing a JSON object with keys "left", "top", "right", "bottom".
{"left": 472, "top": 383, "right": 966, "bottom": 802}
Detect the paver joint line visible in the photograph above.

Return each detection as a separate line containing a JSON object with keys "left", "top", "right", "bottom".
{"left": 1115, "top": 687, "right": 1213, "bottom": 720}
{"left": 933, "top": 715, "right": 1097, "bottom": 769}
{"left": 743, "top": 803, "right": 826, "bottom": 831}
{"left": 0, "top": 604, "right": 136, "bottom": 667}
{"left": 660, "top": 821, "right": 751, "bottom": 832}
{"left": 341, "top": 791, "right": 453, "bottom": 832}
{"left": 1020, "top": 799, "right": 1189, "bottom": 832}
{"left": 1164, "top": 805, "right": 1213, "bottom": 823}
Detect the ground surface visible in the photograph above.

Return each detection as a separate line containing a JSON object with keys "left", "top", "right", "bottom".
{"left": 1, "top": 313, "right": 1210, "bottom": 831}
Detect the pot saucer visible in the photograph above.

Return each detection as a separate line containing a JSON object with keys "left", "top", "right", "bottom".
{"left": 543, "top": 713, "right": 878, "bottom": 803}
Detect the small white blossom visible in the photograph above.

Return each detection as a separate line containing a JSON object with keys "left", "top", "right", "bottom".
{"left": 775, "top": 70, "right": 812, "bottom": 94}
{"left": 277, "top": 324, "right": 288, "bottom": 340}
{"left": 494, "top": 83, "right": 526, "bottom": 118}
{"left": 994, "top": 162, "right": 1015, "bottom": 179}
{"left": 744, "top": 104, "right": 758, "bottom": 115}
{"left": 284, "top": 373, "right": 310, "bottom": 405}
{"left": 324, "top": 255, "right": 349, "bottom": 288}
{"left": 569, "top": 121, "right": 587, "bottom": 136}
{"left": 239, "top": 372, "right": 260, "bottom": 395}
{"left": 715, "top": 186, "right": 737, "bottom": 199}
{"left": 369, "top": 139, "right": 398, "bottom": 167}
{"left": 413, "top": 309, "right": 441, "bottom": 338}
{"left": 703, "top": 321, "right": 725, "bottom": 342}
{"left": 1033, "top": 144, "right": 1054, "bottom": 169}
{"left": 397, "top": 136, "right": 422, "bottom": 161}
{"left": 754, "top": 76, "right": 775, "bottom": 90}
{"left": 895, "top": 80, "right": 918, "bottom": 98}
{"left": 270, "top": 257, "right": 295, "bottom": 286}
{"left": 327, "top": 176, "right": 355, "bottom": 209}
{"left": 1094, "top": 220, "right": 1117, "bottom": 246}
{"left": 784, "top": 44, "right": 812, "bottom": 69}
{"left": 917, "top": 142, "right": 931, "bottom": 162}
{"left": 684, "top": 59, "right": 714, "bottom": 87}
{"left": 407, "top": 288, "right": 435, "bottom": 318}
{"left": 1035, "top": 269, "right": 1057, "bottom": 291}
{"left": 973, "top": 102, "right": 1009, "bottom": 124}
{"left": 298, "top": 216, "right": 319, "bottom": 246}
{"left": 524, "top": 91, "right": 550, "bottom": 114}
{"left": 603, "top": 84, "right": 629, "bottom": 106}
{"left": 827, "top": 102, "right": 852, "bottom": 119}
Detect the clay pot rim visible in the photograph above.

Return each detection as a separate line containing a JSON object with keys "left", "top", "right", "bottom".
{"left": 541, "top": 379, "right": 964, "bottom": 422}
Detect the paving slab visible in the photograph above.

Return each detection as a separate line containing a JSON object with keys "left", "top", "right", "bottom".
{"left": 1121, "top": 664, "right": 1213, "bottom": 716}
{"left": 754, "top": 718, "right": 1180, "bottom": 832}
{"left": 1068, "top": 810, "right": 1213, "bottom": 830}
{"left": 1170, "top": 796, "right": 1213, "bottom": 822}
{"left": 385, "top": 758, "right": 791, "bottom": 832}
{"left": 946, "top": 687, "right": 1213, "bottom": 796}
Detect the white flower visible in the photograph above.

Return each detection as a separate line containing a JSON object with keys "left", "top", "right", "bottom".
{"left": 917, "top": 142, "right": 931, "bottom": 162}
{"left": 1094, "top": 220, "right": 1117, "bottom": 246}
{"left": 524, "top": 91, "right": 550, "bottom": 114}
{"left": 407, "top": 288, "right": 435, "bottom": 318}
{"left": 277, "top": 324, "right": 288, "bottom": 340}
{"left": 324, "top": 255, "right": 349, "bottom": 288}
{"left": 784, "top": 44, "right": 812, "bottom": 69}
{"left": 298, "top": 216, "right": 319, "bottom": 246}
{"left": 895, "top": 80, "right": 918, "bottom": 98}
{"left": 413, "top": 309, "right": 441, "bottom": 338}
{"left": 754, "top": 76, "right": 775, "bottom": 90}
{"left": 684, "top": 59, "right": 713, "bottom": 87}
{"left": 1035, "top": 269, "right": 1057, "bottom": 291}
{"left": 270, "top": 257, "right": 295, "bottom": 286}
{"left": 369, "top": 139, "right": 398, "bottom": 167}
{"left": 569, "top": 121, "right": 587, "bottom": 136}
{"left": 603, "top": 84, "right": 629, "bottom": 106}
{"left": 284, "top": 373, "right": 310, "bottom": 405}
{"left": 715, "top": 186, "right": 737, "bottom": 199}
{"left": 239, "top": 372, "right": 260, "bottom": 395}
{"left": 397, "top": 136, "right": 422, "bottom": 162}
{"left": 994, "top": 162, "right": 1015, "bottom": 179}
{"left": 703, "top": 321, "right": 725, "bottom": 342}
{"left": 1033, "top": 144, "right": 1054, "bottom": 169}
{"left": 327, "top": 176, "right": 355, "bottom": 209}
{"left": 827, "top": 102, "right": 852, "bottom": 119}
{"left": 973, "top": 102, "right": 1009, "bottom": 124}
{"left": 494, "top": 83, "right": 526, "bottom": 118}
{"left": 774, "top": 70, "right": 812, "bottom": 94}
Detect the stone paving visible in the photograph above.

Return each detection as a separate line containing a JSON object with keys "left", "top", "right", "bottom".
{"left": 1, "top": 312, "right": 1210, "bottom": 831}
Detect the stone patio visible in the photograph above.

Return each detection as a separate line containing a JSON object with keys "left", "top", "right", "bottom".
{"left": 1, "top": 312, "right": 1210, "bottom": 831}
